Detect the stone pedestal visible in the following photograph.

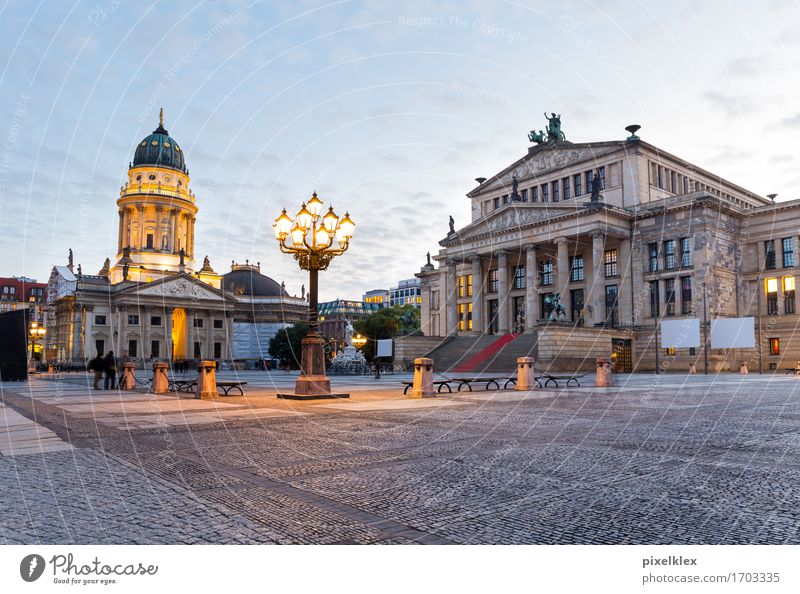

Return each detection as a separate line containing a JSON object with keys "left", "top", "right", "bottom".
{"left": 408, "top": 357, "right": 435, "bottom": 398}
{"left": 595, "top": 357, "right": 613, "bottom": 387}
{"left": 120, "top": 363, "right": 136, "bottom": 390}
{"left": 515, "top": 357, "right": 536, "bottom": 391}
{"left": 739, "top": 361, "right": 749, "bottom": 375}
{"left": 151, "top": 362, "right": 169, "bottom": 394}
{"left": 278, "top": 333, "right": 349, "bottom": 400}
{"left": 196, "top": 360, "right": 218, "bottom": 400}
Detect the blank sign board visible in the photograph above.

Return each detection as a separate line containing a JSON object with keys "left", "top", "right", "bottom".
{"left": 710, "top": 317, "right": 755, "bottom": 349}
{"left": 660, "top": 318, "right": 701, "bottom": 348}
{"left": 376, "top": 339, "right": 393, "bottom": 358}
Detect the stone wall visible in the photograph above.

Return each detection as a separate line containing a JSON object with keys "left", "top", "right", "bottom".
{"left": 392, "top": 334, "right": 448, "bottom": 366}
{"left": 535, "top": 325, "right": 633, "bottom": 371}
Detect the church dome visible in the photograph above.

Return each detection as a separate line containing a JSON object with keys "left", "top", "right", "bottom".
{"left": 223, "top": 263, "right": 287, "bottom": 297}
{"left": 132, "top": 111, "right": 187, "bottom": 173}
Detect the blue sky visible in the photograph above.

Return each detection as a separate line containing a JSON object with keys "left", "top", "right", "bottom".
{"left": 1, "top": 0, "right": 799, "bottom": 300}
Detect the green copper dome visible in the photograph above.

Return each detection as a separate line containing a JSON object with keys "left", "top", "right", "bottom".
{"left": 132, "top": 111, "right": 187, "bottom": 173}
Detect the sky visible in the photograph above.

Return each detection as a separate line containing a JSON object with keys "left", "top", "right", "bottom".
{"left": 0, "top": 0, "right": 799, "bottom": 301}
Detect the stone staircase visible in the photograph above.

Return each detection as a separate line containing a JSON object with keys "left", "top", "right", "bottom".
{"left": 425, "top": 332, "right": 540, "bottom": 374}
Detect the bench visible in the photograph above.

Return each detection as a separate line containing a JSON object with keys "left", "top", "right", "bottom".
{"left": 539, "top": 373, "right": 586, "bottom": 388}
{"left": 216, "top": 381, "right": 247, "bottom": 396}
{"left": 502, "top": 377, "right": 543, "bottom": 389}
{"left": 450, "top": 377, "right": 508, "bottom": 391}
{"left": 784, "top": 368, "right": 800, "bottom": 376}
{"left": 402, "top": 380, "right": 453, "bottom": 395}
{"left": 170, "top": 379, "right": 197, "bottom": 392}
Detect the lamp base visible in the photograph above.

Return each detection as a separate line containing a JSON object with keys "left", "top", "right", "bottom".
{"left": 277, "top": 333, "right": 350, "bottom": 400}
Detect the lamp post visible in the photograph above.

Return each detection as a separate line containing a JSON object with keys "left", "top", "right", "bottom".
{"left": 28, "top": 322, "right": 46, "bottom": 373}
{"left": 273, "top": 192, "right": 355, "bottom": 400}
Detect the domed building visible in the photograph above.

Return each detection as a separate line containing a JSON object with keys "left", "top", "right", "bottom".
{"left": 45, "top": 110, "right": 307, "bottom": 365}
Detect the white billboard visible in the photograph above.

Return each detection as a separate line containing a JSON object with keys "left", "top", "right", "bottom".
{"left": 376, "top": 339, "right": 393, "bottom": 358}
{"left": 710, "top": 317, "right": 755, "bottom": 349}
{"left": 660, "top": 318, "right": 701, "bottom": 348}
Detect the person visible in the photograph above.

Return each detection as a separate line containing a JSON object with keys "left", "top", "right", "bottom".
{"left": 103, "top": 351, "right": 117, "bottom": 390}
{"left": 88, "top": 352, "right": 105, "bottom": 390}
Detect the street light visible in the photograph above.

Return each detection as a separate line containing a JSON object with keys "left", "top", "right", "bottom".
{"left": 352, "top": 334, "right": 367, "bottom": 349}
{"left": 28, "top": 321, "right": 46, "bottom": 373}
{"left": 273, "top": 191, "right": 355, "bottom": 399}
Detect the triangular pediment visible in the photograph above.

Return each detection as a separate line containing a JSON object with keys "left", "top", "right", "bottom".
{"left": 443, "top": 203, "right": 580, "bottom": 245}
{"left": 469, "top": 142, "right": 623, "bottom": 196}
{"left": 120, "top": 274, "right": 232, "bottom": 302}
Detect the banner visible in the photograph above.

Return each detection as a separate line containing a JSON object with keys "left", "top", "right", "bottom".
{"left": 660, "top": 318, "right": 701, "bottom": 348}
{"left": 376, "top": 339, "right": 393, "bottom": 358}
{"left": 710, "top": 317, "right": 755, "bottom": 349}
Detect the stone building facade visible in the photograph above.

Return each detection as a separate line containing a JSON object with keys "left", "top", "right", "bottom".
{"left": 418, "top": 118, "right": 795, "bottom": 372}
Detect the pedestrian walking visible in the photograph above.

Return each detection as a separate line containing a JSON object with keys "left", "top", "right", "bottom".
{"left": 103, "top": 351, "right": 117, "bottom": 389}
{"left": 88, "top": 352, "right": 105, "bottom": 389}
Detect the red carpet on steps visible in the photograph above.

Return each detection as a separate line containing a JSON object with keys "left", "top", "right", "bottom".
{"left": 452, "top": 333, "right": 519, "bottom": 373}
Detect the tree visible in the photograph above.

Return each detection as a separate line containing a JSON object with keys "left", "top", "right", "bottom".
{"left": 354, "top": 305, "right": 420, "bottom": 362}
{"left": 268, "top": 323, "right": 308, "bottom": 369}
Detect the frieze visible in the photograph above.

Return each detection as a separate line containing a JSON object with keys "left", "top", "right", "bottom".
{"left": 135, "top": 278, "right": 222, "bottom": 301}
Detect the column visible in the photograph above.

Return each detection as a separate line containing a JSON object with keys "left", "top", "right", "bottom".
{"left": 165, "top": 308, "right": 173, "bottom": 361}
{"left": 525, "top": 245, "right": 538, "bottom": 330}
{"left": 590, "top": 232, "right": 605, "bottom": 326}
{"left": 618, "top": 238, "right": 632, "bottom": 324}
{"left": 189, "top": 218, "right": 196, "bottom": 257}
{"left": 756, "top": 241, "right": 765, "bottom": 273}
{"left": 117, "top": 210, "right": 124, "bottom": 252}
{"left": 142, "top": 306, "right": 151, "bottom": 360}
{"left": 137, "top": 205, "right": 145, "bottom": 249}
{"left": 471, "top": 255, "right": 483, "bottom": 333}
{"left": 446, "top": 260, "right": 458, "bottom": 335}
{"left": 555, "top": 237, "right": 570, "bottom": 320}
{"left": 117, "top": 305, "right": 128, "bottom": 355}
{"left": 497, "top": 250, "right": 509, "bottom": 333}
{"left": 122, "top": 208, "right": 130, "bottom": 248}
{"left": 206, "top": 309, "right": 214, "bottom": 359}
{"left": 172, "top": 211, "right": 181, "bottom": 253}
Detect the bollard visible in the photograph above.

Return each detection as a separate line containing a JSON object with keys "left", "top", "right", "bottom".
{"left": 47, "top": 364, "right": 55, "bottom": 374}
{"left": 408, "top": 357, "right": 434, "bottom": 398}
{"left": 196, "top": 360, "right": 218, "bottom": 399}
{"left": 515, "top": 357, "right": 536, "bottom": 391}
{"left": 151, "top": 362, "right": 169, "bottom": 394}
{"left": 120, "top": 362, "right": 136, "bottom": 390}
{"left": 739, "top": 360, "right": 749, "bottom": 375}
{"left": 595, "top": 357, "right": 613, "bottom": 387}
{"left": 688, "top": 363, "right": 697, "bottom": 375}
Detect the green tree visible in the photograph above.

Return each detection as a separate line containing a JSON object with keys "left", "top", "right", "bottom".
{"left": 354, "top": 305, "right": 420, "bottom": 362}
{"left": 268, "top": 323, "right": 308, "bottom": 369}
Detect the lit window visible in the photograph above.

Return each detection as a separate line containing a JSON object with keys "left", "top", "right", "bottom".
{"left": 769, "top": 337, "right": 780, "bottom": 356}
{"left": 604, "top": 249, "right": 618, "bottom": 278}
{"left": 766, "top": 278, "right": 778, "bottom": 315}
{"left": 784, "top": 276, "right": 795, "bottom": 314}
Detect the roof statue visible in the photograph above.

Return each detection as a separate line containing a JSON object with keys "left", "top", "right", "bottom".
{"left": 98, "top": 258, "right": 110, "bottom": 277}
{"left": 528, "top": 128, "right": 546, "bottom": 144}
{"left": 159, "top": 107, "right": 164, "bottom": 128}
{"left": 448, "top": 215, "right": 455, "bottom": 235}
{"left": 301, "top": 284, "right": 305, "bottom": 299}
{"left": 544, "top": 112, "right": 566, "bottom": 142}
{"left": 426, "top": 252, "right": 431, "bottom": 266}
{"left": 68, "top": 248, "right": 74, "bottom": 271}
{"left": 178, "top": 248, "right": 185, "bottom": 266}
{"left": 590, "top": 171, "right": 602, "bottom": 202}
{"left": 511, "top": 175, "right": 521, "bottom": 201}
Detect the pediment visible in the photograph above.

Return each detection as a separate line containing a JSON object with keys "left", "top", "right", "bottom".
{"left": 445, "top": 205, "right": 577, "bottom": 243}
{"left": 126, "top": 276, "right": 227, "bottom": 301}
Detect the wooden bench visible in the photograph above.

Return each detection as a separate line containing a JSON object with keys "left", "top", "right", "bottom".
{"left": 450, "top": 377, "right": 508, "bottom": 391}
{"left": 216, "top": 381, "right": 247, "bottom": 396}
{"left": 402, "top": 380, "right": 453, "bottom": 395}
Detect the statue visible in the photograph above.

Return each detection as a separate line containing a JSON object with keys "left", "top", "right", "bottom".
{"left": 122, "top": 246, "right": 131, "bottom": 259}
{"left": 301, "top": 284, "right": 305, "bottom": 299}
{"left": 544, "top": 112, "right": 566, "bottom": 142}
{"left": 77, "top": 264, "right": 82, "bottom": 276}
{"left": 544, "top": 293, "right": 566, "bottom": 321}
{"left": 122, "top": 262, "right": 129, "bottom": 281}
{"left": 448, "top": 215, "right": 455, "bottom": 235}
{"left": 344, "top": 319, "right": 355, "bottom": 347}
{"left": 203, "top": 255, "right": 210, "bottom": 268}
{"left": 281, "top": 281, "right": 286, "bottom": 293}
{"left": 511, "top": 175, "right": 520, "bottom": 201}
{"left": 590, "top": 172, "right": 602, "bottom": 202}
{"left": 68, "top": 248, "right": 74, "bottom": 270}
{"left": 528, "top": 129, "right": 546, "bottom": 144}
{"left": 426, "top": 252, "right": 432, "bottom": 266}
{"left": 178, "top": 248, "right": 185, "bottom": 266}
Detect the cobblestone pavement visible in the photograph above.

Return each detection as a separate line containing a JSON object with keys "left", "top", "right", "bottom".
{"left": 2, "top": 373, "right": 800, "bottom": 544}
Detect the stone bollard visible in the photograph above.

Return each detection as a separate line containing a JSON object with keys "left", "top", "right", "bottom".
{"left": 515, "top": 357, "right": 537, "bottom": 391}
{"left": 739, "top": 360, "right": 749, "bottom": 375}
{"left": 47, "top": 364, "right": 55, "bottom": 374}
{"left": 119, "top": 362, "right": 136, "bottom": 390}
{"left": 595, "top": 358, "right": 613, "bottom": 387}
{"left": 151, "top": 362, "right": 169, "bottom": 394}
{"left": 689, "top": 363, "right": 697, "bottom": 375}
{"left": 196, "top": 360, "right": 218, "bottom": 399}
{"left": 408, "top": 357, "right": 435, "bottom": 398}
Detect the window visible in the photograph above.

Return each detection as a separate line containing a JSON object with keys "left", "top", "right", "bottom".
{"left": 532, "top": 186, "right": 538, "bottom": 202}
{"left": 151, "top": 316, "right": 162, "bottom": 326}
{"left": 585, "top": 170, "right": 593, "bottom": 192}
{"left": 193, "top": 318, "right": 204, "bottom": 328}
{"left": 681, "top": 276, "right": 692, "bottom": 314}
{"left": 521, "top": 189, "right": 528, "bottom": 202}
{"left": 488, "top": 269, "right": 498, "bottom": 293}
{"left": 151, "top": 340, "right": 160, "bottom": 358}
{"left": 571, "top": 288, "right": 584, "bottom": 325}
{"left": 562, "top": 177, "right": 571, "bottom": 200}
{"left": 457, "top": 303, "right": 472, "bottom": 331}
{"left": 649, "top": 280, "right": 659, "bottom": 317}
{"left": 128, "top": 314, "right": 139, "bottom": 325}
{"left": 784, "top": 277, "right": 796, "bottom": 314}
{"left": 458, "top": 274, "right": 472, "bottom": 297}
{"left": 95, "top": 339, "right": 105, "bottom": 357}
{"left": 541, "top": 184, "right": 548, "bottom": 202}
{"left": 657, "top": 166, "right": 664, "bottom": 189}
{"left": 194, "top": 342, "right": 202, "bottom": 358}
{"left": 540, "top": 259, "right": 553, "bottom": 286}
{"left": 146, "top": 233, "right": 154, "bottom": 249}
{"left": 665, "top": 278, "right": 676, "bottom": 316}
{"left": 598, "top": 166, "right": 605, "bottom": 190}
{"left": 766, "top": 277, "right": 778, "bottom": 315}
{"left": 214, "top": 319, "right": 223, "bottom": 329}
{"left": 214, "top": 342, "right": 222, "bottom": 359}
{"left": 664, "top": 240, "right": 676, "bottom": 270}
{"left": 551, "top": 180, "right": 559, "bottom": 202}
{"left": 128, "top": 339, "right": 137, "bottom": 358}
{"left": 648, "top": 243, "right": 659, "bottom": 272}
{"left": 680, "top": 238, "right": 691, "bottom": 267}
{"left": 493, "top": 197, "right": 499, "bottom": 209}
{"left": 604, "top": 249, "right": 618, "bottom": 278}
{"left": 765, "top": 240, "right": 776, "bottom": 270}
{"left": 783, "top": 238, "right": 794, "bottom": 268}
{"left": 512, "top": 265, "right": 525, "bottom": 290}
{"left": 671, "top": 171, "right": 677, "bottom": 193}
{"left": 95, "top": 315, "right": 107, "bottom": 325}
{"left": 605, "top": 285, "right": 618, "bottom": 327}
{"left": 502, "top": 194, "right": 509, "bottom": 204}
{"left": 569, "top": 255, "right": 584, "bottom": 282}
{"left": 769, "top": 337, "right": 780, "bottom": 356}
{"left": 573, "top": 173, "right": 582, "bottom": 197}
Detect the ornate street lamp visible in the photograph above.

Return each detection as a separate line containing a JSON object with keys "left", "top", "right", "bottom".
{"left": 352, "top": 334, "right": 367, "bottom": 349}
{"left": 28, "top": 322, "right": 46, "bottom": 373}
{"left": 273, "top": 192, "right": 355, "bottom": 399}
